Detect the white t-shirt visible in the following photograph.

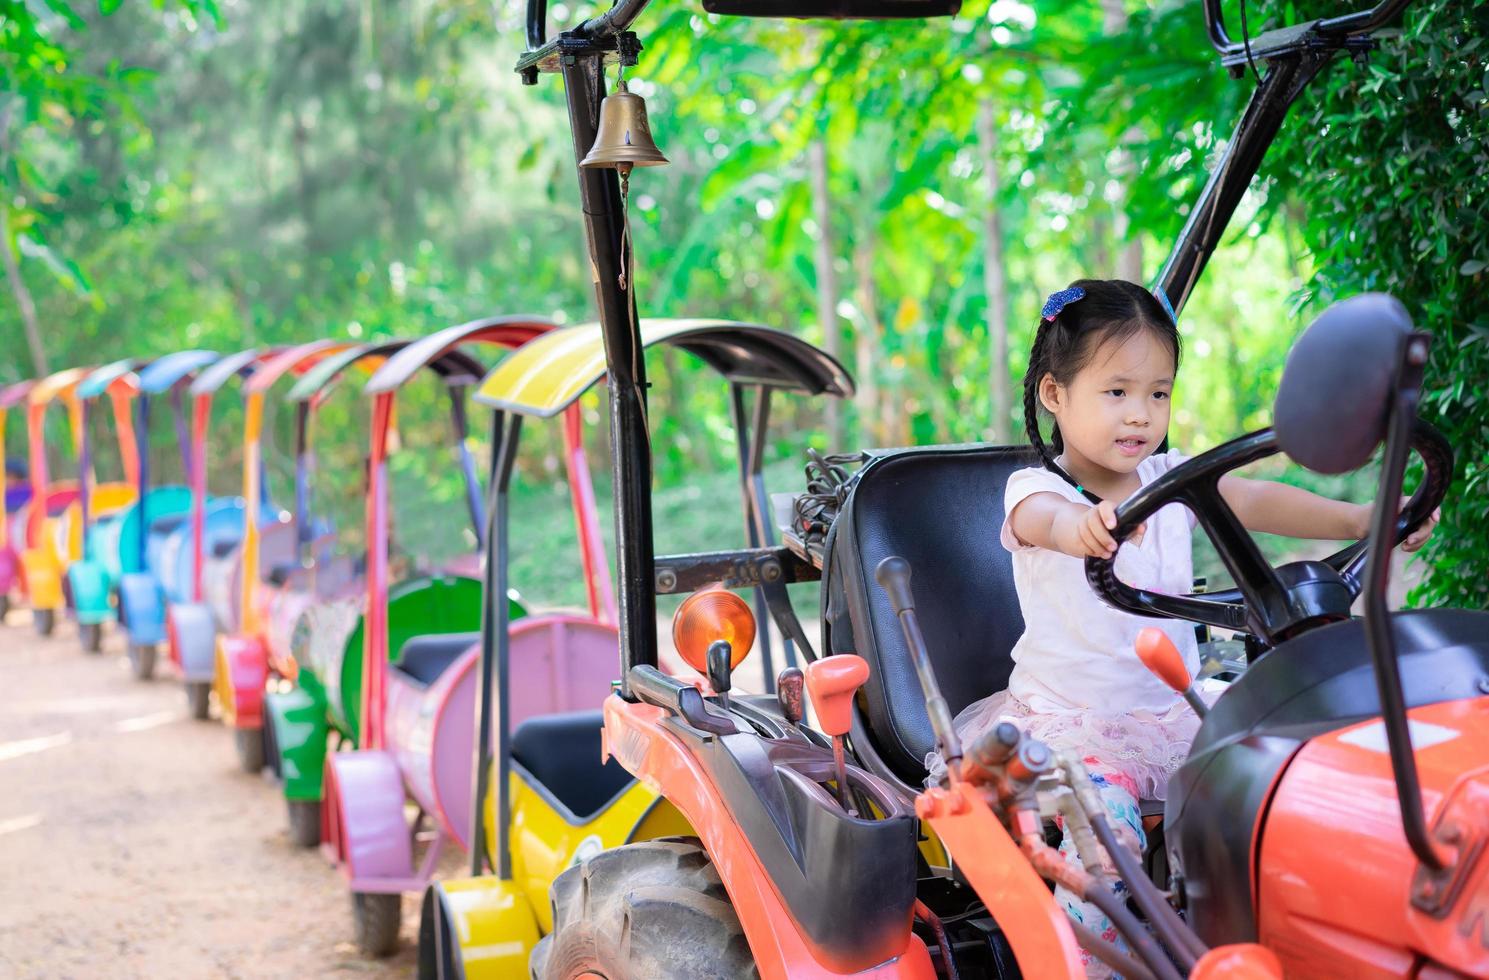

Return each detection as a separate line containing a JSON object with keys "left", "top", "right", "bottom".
{"left": 1000, "top": 450, "right": 1200, "bottom": 716}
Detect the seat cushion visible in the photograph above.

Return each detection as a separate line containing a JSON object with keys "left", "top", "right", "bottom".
{"left": 392, "top": 632, "right": 480, "bottom": 687}
{"left": 824, "top": 444, "right": 1036, "bottom": 784}
{"left": 511, "top": 710, "right": 634, "bottom": 820}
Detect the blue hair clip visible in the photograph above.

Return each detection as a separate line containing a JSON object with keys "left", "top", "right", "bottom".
{"left": 1042, "top": 286, "right": 1086, "bottom": 321}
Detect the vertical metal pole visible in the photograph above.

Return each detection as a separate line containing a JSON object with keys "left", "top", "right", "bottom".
{"left": 294, "top": 402, "right": 312, "bottom": 564}
{"left": 190, "top": 393, "right": 211, "bottom": 602}
{"left": 747, "top": 385, "right": 798, "bottom": 669}
{"left": 26, "top": 401, "right": 46, "bottom": 550}
{"left": 362, "top": 392, "right": 395, "bottom": 752}
{"left": 135, "top": 394, "right": 151, "bottom": 570}
{"left": 77, "top": 399, "right": 92, "bottom": 560}
{"left": 471, "top": 410, "right": 521, "bottom": 879}
{"left": 728, "top": 384, "right": 777, "bottom": 691}
{"left": 1364, "top": 335, "right": 1445, "bottom": 872}
{"left": 171, "top": 385, "right": 193, "bottom": 478}
{"left": 449, "top": 389, "right": 487, "bottom": 551}
{"left": 560, "top": 50, "right": 657, "bottom": 695}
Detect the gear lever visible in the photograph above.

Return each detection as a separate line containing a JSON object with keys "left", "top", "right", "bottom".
{"left": 805, "top": 655, "right": 869, "bottom": 815}
{"left": 776, "top": 667, "right": 804, "bottom": 727}
{"left": 1136, "top": 628, "right": 1208, "bottom": 718}
{"left": 706, "top": 640, "right": 733, "bottom": 712}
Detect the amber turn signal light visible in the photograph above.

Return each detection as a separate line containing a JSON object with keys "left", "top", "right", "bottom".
{"left": 672, "top": 586, "right": 755, "bottom": 673}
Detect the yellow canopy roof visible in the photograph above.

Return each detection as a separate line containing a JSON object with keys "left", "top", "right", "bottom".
{"left": 29, "top": 367, "right": 93, "bottom": 406}
{"left": 475, "top": 318, "right": 853, "bottom": 419}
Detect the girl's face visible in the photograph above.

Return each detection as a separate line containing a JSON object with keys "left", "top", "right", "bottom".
{"left": 1040, "top": 327, "right": 1174, "bottom": 476}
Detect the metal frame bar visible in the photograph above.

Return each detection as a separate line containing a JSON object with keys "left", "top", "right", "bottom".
{"left": 1156, "top": 52, "right": 1331, "bottom": 316}
{"left": 1202, "top": 0, "right": 1413, "bottom": 60}
{"left": 293, "top": 401, "right": 313, "bottom": 565}
{"left": 77, "top": 399, "right": 93, "bottom": 555}
{"left": 1364, "top": 332, "right": 1445, "bottom": 872}
{"left": 134, "top": 394, "right": 152, "bottom": 569}
{"left": 471, "top": 410, "right": 522, "bottom": 878}
{"left": 729, "top": 383, "right": 780, "bottom": 688}
{"left": 449, "top": 388, "right": 487, "bottom": 550}
{"left": 558, "top": 49, "right": 658, "bottom": 697}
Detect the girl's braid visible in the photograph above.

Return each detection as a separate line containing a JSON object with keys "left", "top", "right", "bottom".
{"left": 1021, "top": 315, "right": 1100, "bottom": 503}
{"left": 1022, "top": 321, "right": 1057, "bottom": 470}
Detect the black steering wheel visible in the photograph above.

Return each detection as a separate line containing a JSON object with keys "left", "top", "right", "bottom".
{"left": 1084, "top": 419, "right": 1452, "bottom": 645}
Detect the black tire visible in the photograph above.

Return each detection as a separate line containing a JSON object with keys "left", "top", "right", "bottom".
{"left": 235, "top": 725, "right": 265, "bottom": 774}
{"left": 0, "top": 593, "right": 11, "bottom": 622}
{"left": 352, "top": 892, "right": 402, "bottom": 958}
{"left": 263, "top": 711, "right": 283, "bottom": 781}
{"left": 287, "top": 799, "right": 320, "bottom": 848}
{"left": 533, "top": 838, "right": 757, "bottom": 980}
{"left": 186, "top": 681, "right": 211, "bottom": 720}
{"left": 79, "top": 622, "right": 103, "bottom": 654}
{"left": 34, "top": 608, "right": 55, "bottom": 637}
{"left": 127, "top": 642, "right": 157, "bottom": 680}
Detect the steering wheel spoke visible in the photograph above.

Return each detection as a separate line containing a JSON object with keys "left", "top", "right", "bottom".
{"left": 1184, "top": 482, "right": 1293, "bottom": 635}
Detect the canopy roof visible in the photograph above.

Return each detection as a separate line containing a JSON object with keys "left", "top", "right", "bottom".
{"left": 475, "top": 318, "right": 854, "bottom": 418}
{"left": 363, "top": 315, "right": 554, "bottom": 395}
{"left": 29, "top": 367, "right": 94, "bottom": 406}
{"left": 243, "top": 340, "right": 363, "bottom": 395}
{"left": 138, "top": 350, "right": 221, "bottom": 395}
{"left": 0, "top": 381, "right": 37, "bottom": 410}
{"left": 287, "top": 338, "right": 485, "bottom": 403}
{"left": 78, "top": 359, "right": 142, "bottom": 400}
{"left": 188, "top": 348, "right": 280, "bottom": 396}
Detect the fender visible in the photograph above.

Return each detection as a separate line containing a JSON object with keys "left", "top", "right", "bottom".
{"left": 419, "top": 877, "right": 541, "bottom": 980}
{"left": 118, "top": 572, "right": 165, "bottom": 645}
{"left": 214, "top": 633, "right": 268, "bottom": 729}
{"left": 21, "top": 547, "right": 62, "bottom": 609}
{"left": 69, "top": 559, "right": 114, "bottom": 626}
{"left": 170, "top": 602, "right": 216, "bottom": 682}
{"left": 265, "top": 686, "right": 329, "bottom": 801}
{"left": 601, "top": 696, "right": 936, "bottom": 980}
{"left": 323, "top": 750, "right": 413, "bottom": 887}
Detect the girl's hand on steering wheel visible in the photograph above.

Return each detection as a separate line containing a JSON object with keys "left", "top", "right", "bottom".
{"left": 1401, "top": 499, "right": 1441, "bottom": 553}
{"left": 1072, "top": 499, "right": 1146, "bottom": 559}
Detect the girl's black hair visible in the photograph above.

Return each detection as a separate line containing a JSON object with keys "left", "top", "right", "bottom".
{"left": 1021, "top": 279, "right": 1181, "bottom": 502}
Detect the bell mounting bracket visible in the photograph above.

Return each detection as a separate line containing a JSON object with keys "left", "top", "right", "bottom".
{"left": 520, "top": 30, "right": 641, "bottom": 83}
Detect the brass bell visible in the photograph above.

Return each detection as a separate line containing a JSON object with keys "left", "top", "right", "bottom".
{"left": 580, "top": 80, "right": 669, "bottom": 172}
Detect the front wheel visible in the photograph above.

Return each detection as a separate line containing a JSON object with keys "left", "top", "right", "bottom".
{"left": 234, "top": 726, "right": 265, "bottom": 774}
{"left": 185, "top": 681, "right": 211, "bottom": 720}
{"left": 532, "top": 838, "right": 757, "bottom": 980}
{"left": 34, "top": 608, "right": 55, "bottom": 637}
{"left": 127, "top": 642, "right": 157, "bottom": 680}
{"left": 79, "top": 622, "right": 103, "bottom": 654}
{"left": 352, "top": 892, "right": 402, "bottom": 957}
{"left": 287, "top": 799, "right": 320, "bottom": 848}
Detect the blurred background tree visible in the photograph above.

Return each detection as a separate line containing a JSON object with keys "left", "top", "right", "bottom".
{"left": 0, "top": 0, "right": 1482, "bottom": 607}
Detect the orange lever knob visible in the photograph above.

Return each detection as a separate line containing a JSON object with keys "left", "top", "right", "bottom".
{"left": 1136, "top": 627, "right": 1192, "bottom": 694}
{"left": 805, "top": 655, "right": 869, "bottom": 738}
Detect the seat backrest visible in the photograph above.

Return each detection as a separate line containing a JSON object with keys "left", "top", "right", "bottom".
{"left": 393, "top": 631, "right": 480, "bottom": 687}
{"left": 823, "top": 444, "right": 1035, "bottom": 785}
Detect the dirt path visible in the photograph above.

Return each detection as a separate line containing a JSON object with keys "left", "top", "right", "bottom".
{"left": 0, "top": 614, "right": 418, "bottom": 979}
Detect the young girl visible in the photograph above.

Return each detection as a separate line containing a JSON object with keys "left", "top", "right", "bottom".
{"left": 951, "top": 278, "right": 1438, "bottom": 974}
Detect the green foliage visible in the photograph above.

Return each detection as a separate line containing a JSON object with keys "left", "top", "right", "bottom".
{"left": 0, "top": 0, "right": 1481, "bottom": 608}
{"left": 1260, "top": 0, "right": 1489, "bottom": 607}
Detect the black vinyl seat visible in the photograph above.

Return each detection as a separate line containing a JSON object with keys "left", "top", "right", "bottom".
{"left": 392, "top": 632, "right": 479, "bottom": 687}
{"left": 511, "top": 710, "right": 635, "bottom": 821}
{"left": 823, "top": 444, "right": 1037, "bottom": 786}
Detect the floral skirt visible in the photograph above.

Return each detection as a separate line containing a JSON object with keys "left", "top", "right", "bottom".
{"left": 925, "top": 689, "right": 1203, "bottom": 801}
